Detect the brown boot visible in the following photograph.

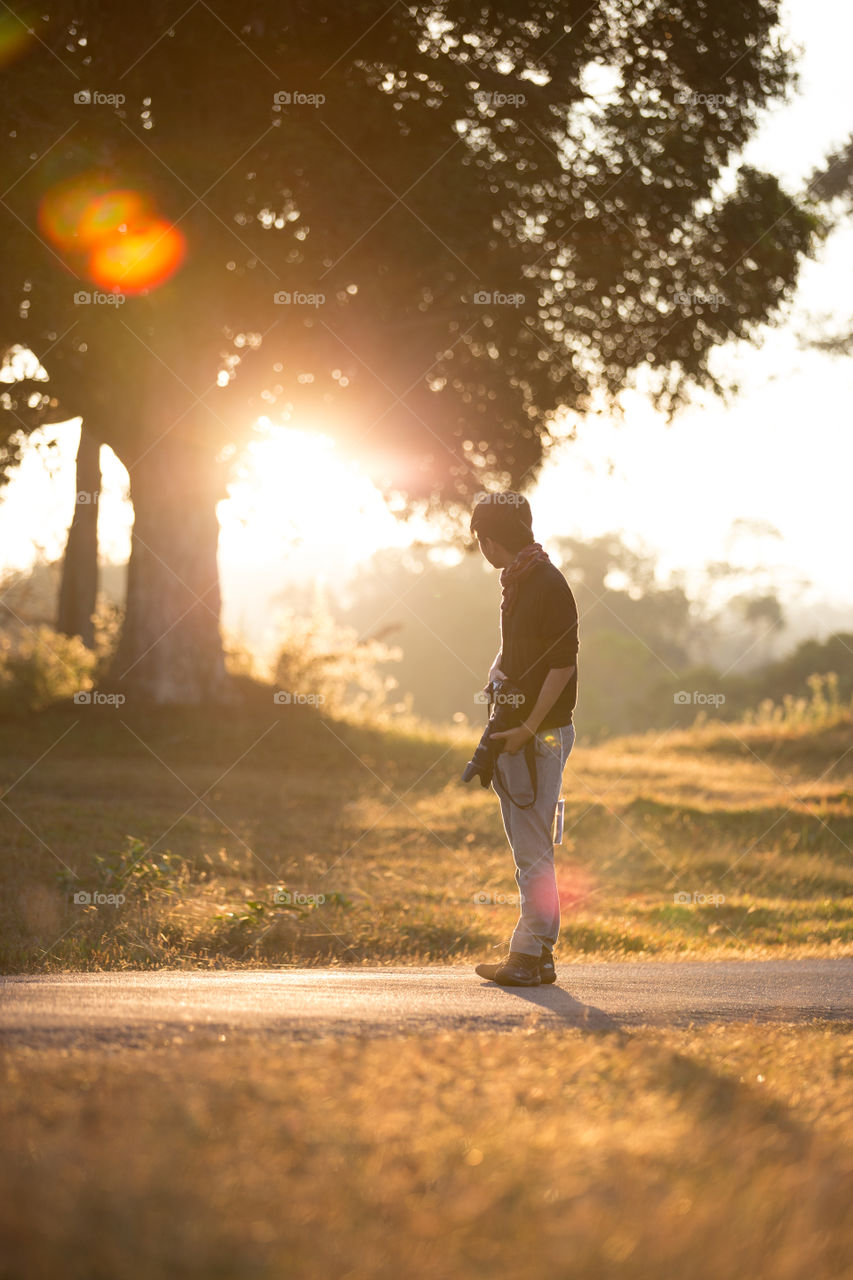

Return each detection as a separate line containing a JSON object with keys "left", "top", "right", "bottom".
{"left": 475, "top": 950, "right": 541, "bottom": 987}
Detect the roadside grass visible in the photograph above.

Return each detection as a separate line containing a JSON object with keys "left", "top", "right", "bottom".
{"left": 1, "top": 1021, "right": 851, "bottom": 1280}
{"left": 1, "top": 691, "right": 852, "bottom": 971}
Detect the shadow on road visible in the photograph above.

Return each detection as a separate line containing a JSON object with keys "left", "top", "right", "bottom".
{"left": 479, "top": 981, "right": 621, "bottom": 1032}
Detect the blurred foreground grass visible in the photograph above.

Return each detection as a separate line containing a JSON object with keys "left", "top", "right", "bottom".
{"left": 1, "top": 1021, "right": 851, "bottom": 1280}
{"left": 1, "top": 684, "right": 852, "bottom": 970}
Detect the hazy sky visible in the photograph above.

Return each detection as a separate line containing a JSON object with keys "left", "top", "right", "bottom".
{"left": 2, "top": 0, "right": 852, "bottom": 636}
{"left": 530, "top": 0, "right": 853, "bottom": 606}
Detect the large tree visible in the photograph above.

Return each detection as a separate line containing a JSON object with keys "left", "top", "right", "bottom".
{"left": 1, "top": 0, "right": 819, "bottom": 701}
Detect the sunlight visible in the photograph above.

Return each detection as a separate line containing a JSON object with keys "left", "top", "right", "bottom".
{"left": 218, "top": 419, "right": 424, "bottom": 577}
{"left": 0, "top": 417, "right": 426, "bottom": 586}
{"left": 0, "top": 421, "right": 131, "bottom": 572}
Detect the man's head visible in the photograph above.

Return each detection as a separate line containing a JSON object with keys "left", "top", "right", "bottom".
{"left": 470, "top": 492, "right": 534, "bottom": 568}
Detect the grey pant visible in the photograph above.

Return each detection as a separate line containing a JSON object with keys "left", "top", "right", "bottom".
{"left": 492, "top": 723, "right": 576, "bottom": 957}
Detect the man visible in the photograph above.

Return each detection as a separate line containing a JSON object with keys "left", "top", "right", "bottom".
{"left": 470, "top": 492, "right": 578, "bottom": 987}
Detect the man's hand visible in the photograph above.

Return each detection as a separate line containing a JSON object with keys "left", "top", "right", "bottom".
{"left": 490, "top": 724, "right": 534, "bottom": 755}
{"left": 488, "top": 663, "right": 507, "bottom": 683}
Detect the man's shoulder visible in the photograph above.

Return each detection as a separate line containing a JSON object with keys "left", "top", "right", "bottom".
{"left": 530, "top": 560, "right": 574, "bottom": 594}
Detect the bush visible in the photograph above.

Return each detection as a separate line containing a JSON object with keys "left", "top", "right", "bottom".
{"left": 743, "top": 671, "right": 851, "bottom": 730}
{"left": 0, "top": 625, "right": 96, "bottom": 714}
{"left": 272, "top": 606, "right": 406, "bottom": 721}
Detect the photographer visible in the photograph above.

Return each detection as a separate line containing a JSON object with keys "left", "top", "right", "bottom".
{"left": 469, "top": 492, "right": 578, "bottom": 987}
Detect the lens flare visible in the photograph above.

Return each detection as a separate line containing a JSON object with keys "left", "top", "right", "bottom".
{"left": 556, "top": 863, "right": 596, "bottom": 912}
{"left": 78, "top": 189, "right": 150, "bottom": 247}
{"left": 38, "top": 173, "right": 111, "bottom": 251}
{"left": 89, "top": 220, "right": 185, "bottom": 293}
{"left": 39, "top": 171, "right": 185, "bottom": 294}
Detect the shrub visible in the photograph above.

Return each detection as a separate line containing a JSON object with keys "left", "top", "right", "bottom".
{"left": 272, "top": 606, "right": 405, "bottom": 721}
{"left": 0, "top": 625, "right": 96, "bottom": 714}
{"left": 743, "top": 671, "right": 850, "bottom": 730}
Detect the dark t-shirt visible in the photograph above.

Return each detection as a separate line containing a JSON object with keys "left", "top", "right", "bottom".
{"left": 498, "top": 561, "right": 579, "bottom": 730}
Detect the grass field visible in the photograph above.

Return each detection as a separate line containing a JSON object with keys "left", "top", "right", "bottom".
{"left": 3, "top": 692, "right": 852, "bottom": 1279}
{"left": 1, "top": 685, "right": 852, "bottom": 971}
{"left": 1, "top": 1021, "right": 851, "bottom": 1280}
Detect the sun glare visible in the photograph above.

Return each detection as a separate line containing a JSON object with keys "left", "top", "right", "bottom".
{"left": 217, "top": 421, "right": 412, "bottom": 579}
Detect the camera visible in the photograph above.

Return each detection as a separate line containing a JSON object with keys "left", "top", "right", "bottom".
{"left": 461, "top": 679, "right": 527, "bottom": 789}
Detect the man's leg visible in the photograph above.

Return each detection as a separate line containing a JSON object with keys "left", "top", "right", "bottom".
{"left": 493, "top": 725, "right": 574, "bottom": 956}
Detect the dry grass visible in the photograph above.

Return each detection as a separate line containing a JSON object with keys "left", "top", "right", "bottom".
{"left": 1, "top": 1021, "right": 851, "bottom": 1280}
{"left": 1, "top": 695, "right": 852, "bottom": 971}
{"left": 3, "top": 699, "right": 852, "bottom": 1277}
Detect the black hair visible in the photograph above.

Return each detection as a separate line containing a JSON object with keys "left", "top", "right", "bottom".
{"left": 470, "top": 492, "right": 534, "bottom": 553}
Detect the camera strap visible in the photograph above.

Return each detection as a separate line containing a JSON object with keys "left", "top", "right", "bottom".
{"left": 493, "top": 738, "right": 538, "bottom": 810}
{"left": 487, "top": 682, "right": 539, "bottom": 809}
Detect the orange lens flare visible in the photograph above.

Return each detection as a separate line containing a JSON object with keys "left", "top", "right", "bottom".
{"left": 89, "top": 220, "right": 185, "bottom": 293}
{"left": 78, "top": 189, "right": 150, "bottom": 247}
{"left": 39, "top": 172, "right": 185, "bottom": 294}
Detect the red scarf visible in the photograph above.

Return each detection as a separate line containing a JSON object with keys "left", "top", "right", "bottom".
{"left": 500, "top": 542, "right": 550, "bottom": 613}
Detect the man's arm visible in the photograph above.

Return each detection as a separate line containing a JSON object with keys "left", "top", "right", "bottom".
{"left": 488, "top": 649, "right": 507, "bottom": 683}
{"left": 490, "top": 664, "right": 575, "bottom": 755}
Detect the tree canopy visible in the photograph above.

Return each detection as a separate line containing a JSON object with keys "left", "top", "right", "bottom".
{"left": 0, "top": 0, "right": 822, "bottom": 698}
{"left": 2, "top": 1, "right": 820, "bottom": 497}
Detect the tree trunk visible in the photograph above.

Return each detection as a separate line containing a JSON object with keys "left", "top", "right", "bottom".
{"left": 57, "top": 424, "right": 100, "bottom": 648}
{"left": 111, "top": 438, "right": 227, "bottom": 704}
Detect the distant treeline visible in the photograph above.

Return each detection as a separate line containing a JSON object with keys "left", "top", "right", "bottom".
{"left": 2, "top": 538, "right": 849, "bottom": 739}
{"left": 307, "top": 537, "right": 852, "bottom": 739}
